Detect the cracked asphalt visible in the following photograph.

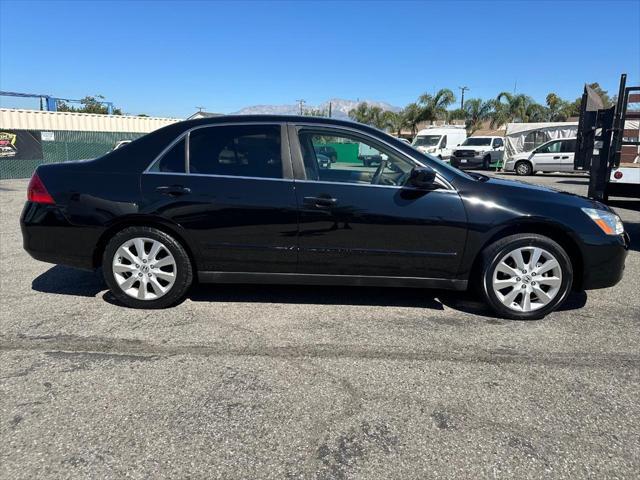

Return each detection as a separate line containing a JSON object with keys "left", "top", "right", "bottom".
{"left": 1, "top": 173, "right": 639, "bottom": 479}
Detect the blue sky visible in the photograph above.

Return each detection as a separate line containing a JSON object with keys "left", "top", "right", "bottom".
{"left": 1, "top": 0, "right": 639, "bottom": 118}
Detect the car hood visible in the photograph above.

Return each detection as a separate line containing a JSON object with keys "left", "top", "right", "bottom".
{"left": 456, "top": 145, "right": 492, "bottom": 151}
{"left": 469, "top": 175, "right": 612, "bottom": 211}
{"left": 508, "top": 152, "right": 534, "bottom": 161}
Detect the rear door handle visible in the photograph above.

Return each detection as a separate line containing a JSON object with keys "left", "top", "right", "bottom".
{"left": 155, "top": 185, "right": 191, "bottom": 196}
{"left": 303, "top": 196, "right": 337, "bottom": 208}
{"left": 561, "top": 156, "right": 569, "bottom": 159}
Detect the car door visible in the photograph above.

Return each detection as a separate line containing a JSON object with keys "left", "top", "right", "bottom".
{"left": 140, "top": 123, "right": 298, "bottom": 273}
{"left": 289, "top": 124, "right": 468, "bottom": 279}
{"left": 558, "top": 139, "right": 576, "bottom": 171}
{"left": 531, "top": 140, "right": 563, "bottom": 172}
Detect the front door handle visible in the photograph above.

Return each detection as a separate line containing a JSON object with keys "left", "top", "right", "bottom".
{"left": 156, "top": 185, "right": 191, "bottom": 196}
{"left": 553, "top": 156, "right": 561, "bottom": 159}
{"left": 303, "top": 196, "right": 337, "bottom": 208}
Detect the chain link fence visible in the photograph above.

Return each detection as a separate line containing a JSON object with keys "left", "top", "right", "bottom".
{"left": 0, "top": 130, "right": 147, "bottom": 179}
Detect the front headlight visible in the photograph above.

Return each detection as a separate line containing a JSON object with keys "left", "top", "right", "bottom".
{"left": 581, "top": 208, "right": 624, "bottom": 235}
{"left": 426, "top": 147, "right": 437, "bottom": 153}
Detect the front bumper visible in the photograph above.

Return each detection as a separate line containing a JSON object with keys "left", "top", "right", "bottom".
{"left": 450, "top": 155, "right": 484, "bottom": 168}
{"left": 579, "top": 231, "right": 630, "bottom": 290}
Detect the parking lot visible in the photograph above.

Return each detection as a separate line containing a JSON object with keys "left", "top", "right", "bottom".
{"left": 1, "top": 172, "right": 639, "bottom": 479}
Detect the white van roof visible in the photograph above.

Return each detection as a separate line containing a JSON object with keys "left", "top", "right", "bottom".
{"left": 416, "top": 125, "right": 466, "bottom": 136}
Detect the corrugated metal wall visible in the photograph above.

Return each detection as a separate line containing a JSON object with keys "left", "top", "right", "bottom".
{"left": 0, "top": 108, "right": 180, "bottom": 132}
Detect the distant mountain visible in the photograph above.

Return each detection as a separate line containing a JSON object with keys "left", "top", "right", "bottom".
{"left": 232, "top": 98, "right": 401, "bottom": 120}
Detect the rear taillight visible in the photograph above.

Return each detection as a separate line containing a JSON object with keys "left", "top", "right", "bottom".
{"left": 27, "top": 172, "right": 55, "bottom": 204}
{"left": 614, "top": 170, "right": 623, "bottom": 180}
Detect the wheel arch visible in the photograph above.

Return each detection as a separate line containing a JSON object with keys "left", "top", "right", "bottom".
{"left": 93, "top": 216, "right": 199, "bottom": 272}
{"left": 469, "top": 222, "right": 584, "bottom": 290}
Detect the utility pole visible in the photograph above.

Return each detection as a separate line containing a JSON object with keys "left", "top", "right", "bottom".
{"left": 458, "top": 86, "right": 469, "bottom": 109}
{"left": 296, "top": 99, "right": 306, "bottom": 115}
{"left": 195, "top": 106, "right": 205, "bottom": 113}
{"left": 328, "top": 102, "right": 332, "bottom": 118}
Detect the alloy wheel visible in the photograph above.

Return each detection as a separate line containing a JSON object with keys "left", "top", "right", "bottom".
{"left": 491, "top": 246, "right": 562, "bottom": 313}
{"left": 112, "top": 237, "right": 177, "bottom": 301}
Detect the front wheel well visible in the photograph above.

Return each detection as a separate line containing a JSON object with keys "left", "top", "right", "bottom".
{"left": 93, "top": 218, "right": 198, "bottom": 272}
{"left": 469, "top": 223, "right": 584, "bottom": 290}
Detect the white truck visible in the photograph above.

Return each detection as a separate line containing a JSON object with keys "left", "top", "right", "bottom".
{"left": 411, "top": 126, "right": 467, "bottom": 160}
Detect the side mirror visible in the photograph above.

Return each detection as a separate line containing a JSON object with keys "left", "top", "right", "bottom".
{"left": 407, "top": 167, "right": 437, "bottom": 189}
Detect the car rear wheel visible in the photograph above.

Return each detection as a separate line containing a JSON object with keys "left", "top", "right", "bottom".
{"left": 103, "top": 226, "right": 193, "bottom": 309}
{"left": 515, "top": 160, "right": 533, "bottom": 176}
{"left": 479, "top": 234, "right": 573, "bottom": 320}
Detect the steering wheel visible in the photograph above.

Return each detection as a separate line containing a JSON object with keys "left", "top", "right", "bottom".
{"left": 371, "top": 159, "right": 388, "bottom": 185}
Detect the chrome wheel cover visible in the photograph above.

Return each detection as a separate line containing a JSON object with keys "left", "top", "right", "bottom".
{"left": 112, "top": 237, "right": 177, "bottom": 301}
{"left": 491, "top": 246, "right": 562, "bottom": 313}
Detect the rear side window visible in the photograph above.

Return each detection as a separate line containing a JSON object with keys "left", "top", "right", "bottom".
{"left": 149, "top": 137, "right": 186, "bottom": 173}
{"left": 188, "top": 125, "right": 282, "bottom": 178}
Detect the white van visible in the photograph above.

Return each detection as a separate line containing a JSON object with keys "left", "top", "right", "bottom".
{"left": 412, "top": 126, "right": 467, "bottom": 160}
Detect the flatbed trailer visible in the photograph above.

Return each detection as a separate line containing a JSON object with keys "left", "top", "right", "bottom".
{"left": 575, "top": 74, "right": 640, "bottom": 201}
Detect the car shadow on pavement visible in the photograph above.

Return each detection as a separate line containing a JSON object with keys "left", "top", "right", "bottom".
{"left": 32, "top": 265, "right": 588, "bottom": 320}
{"left": 31, "top": 265, "right": 106, "bottom": 297}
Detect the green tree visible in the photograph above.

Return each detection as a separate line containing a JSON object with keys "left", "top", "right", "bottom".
{"left": 545, "top": 93, "right": 574, "bottom": 121}
{"left": 416, "top": 88, "right": 456, "bottom": 124}
{"left": 57, "top": 95, "right": 122, "bottom": 115}
{"left": 347, "top": 103, "right": 391, "bottom": 130}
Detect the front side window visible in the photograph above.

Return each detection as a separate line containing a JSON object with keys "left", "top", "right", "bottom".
{"left": 492, "top": 138, "right": 504, "bottom": 148}
{"left": 298, "top": 129, "right": 414, "bottom": 186}
{"left": 561, "top": 139, "right": 576, "bottom": 152}
{"left": 188, "top": 125, "right": 282, "bottom": 178}
{"left": 149, "top": 137, "right": 186, "bottom": 173}
{"left": 536, "top": 140, "right": 562, "bottom": 154}
{"left": 440, "top": 135, "right": 448, "bottom": 148}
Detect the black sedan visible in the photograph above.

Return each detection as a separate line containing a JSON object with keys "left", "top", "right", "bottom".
{"left": 21, "top": 115, "right": 629, "bottom": 319}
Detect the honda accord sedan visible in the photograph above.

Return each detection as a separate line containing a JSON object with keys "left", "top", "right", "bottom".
{"left": 21, "top": 115, "right": 629, "bottom": 319}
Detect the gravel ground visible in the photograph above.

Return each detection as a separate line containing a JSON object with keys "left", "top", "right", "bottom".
{"left": 1, "top": 173, "right": 639, "bottom": 479}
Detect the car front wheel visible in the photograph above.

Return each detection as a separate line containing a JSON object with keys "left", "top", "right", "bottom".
{"left": 103, "top": 226, "right": 193, "bottom": 309}
{"left": 480, "top": 234, "right": 573, "bottom": 320}
{"left": 515, "top": 160, "right": 533, "bottom": 176}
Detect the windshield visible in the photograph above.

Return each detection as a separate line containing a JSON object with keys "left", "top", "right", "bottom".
{"left": 461, "top": 138, "right": 491, "bottom": 146}
{"left": 412, "top": 135, "right": 441, "bottom": 147}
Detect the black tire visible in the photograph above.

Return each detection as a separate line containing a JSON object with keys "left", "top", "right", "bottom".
{"left": 103, "top": 226, "right": 193, "bottom": 309}
{"left": 483, "top": 155, "right": 491, "bottom": 170}
{"left": 515, "top": 160, "right": 533, "bottom": 176}
{"left": 479, "top": 234, "right": 573, "bottom": 320}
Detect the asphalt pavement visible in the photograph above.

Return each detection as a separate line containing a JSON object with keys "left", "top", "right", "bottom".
{"left": 1, "top": 172, "right": 639, "bottom": 479}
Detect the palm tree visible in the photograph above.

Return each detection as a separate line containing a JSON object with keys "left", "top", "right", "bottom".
{"left": 489, "top": 92, "right": 545, "bottom": 127}
{"left": 545, "top": 93, "right": 574, "bottom": 121}
{"left": 403, "top": 103, "right": 422, "bottom": 136}
{"left": 462, "top": 98, "right": 494, "bottom": 135}
{"left": 383, "top": 110, "right": 409, "bottom": 136}
{"left": 416, "top": 88, "right": 456, "bottom": 124}
{"left": 348, "top": 102, "right": 371, "bottom": 124}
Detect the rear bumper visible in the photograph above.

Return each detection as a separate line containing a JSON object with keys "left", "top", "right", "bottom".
{"left": 21, "top": 202, "right": 100, "bottom": 271}
{"left": 579, "top": 231, "right": 630, "bottom": 290}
